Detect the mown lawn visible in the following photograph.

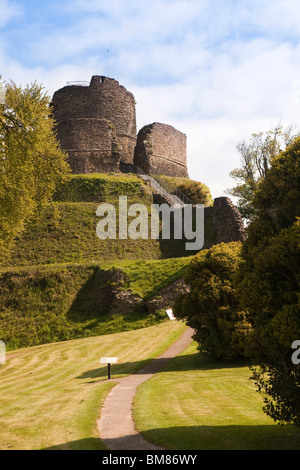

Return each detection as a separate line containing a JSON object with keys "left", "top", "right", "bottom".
{"left": 133, "top": 341, "right": 300, "bottom": 450}
{"left": 0, "top": 321, "right": 186, "bottom": 450}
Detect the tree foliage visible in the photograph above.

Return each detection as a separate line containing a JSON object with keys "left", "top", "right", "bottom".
{"left": 176, "top": 180, "right": 213, "bottom": 206}
{"left": 174, "top": 242, "right": 250, "bottom": 360}
{"left": 236, "top": 137, "right": 300, "bottom": 425}
{"left": 0, "top": 79, "right": 70, "bottom": 261}
{"left": 227, "top": 124, "right": 298, "bottom": 220}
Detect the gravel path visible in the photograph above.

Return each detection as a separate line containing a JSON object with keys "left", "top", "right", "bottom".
{"left": 97, "top": 327, "right": 194, "bottom": 450}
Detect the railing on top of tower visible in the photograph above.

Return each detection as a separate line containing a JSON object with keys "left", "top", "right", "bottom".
{"left": 132, "top": 165, "right": 193, "bottom": 206}
{"left": 66, "top": 81, "right": 89, "bottom": 86}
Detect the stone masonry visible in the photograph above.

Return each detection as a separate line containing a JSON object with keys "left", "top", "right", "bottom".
{"left": 204, "top": 197, "right": 246, "bottom": 248}
{"left": 134, "top": 122, "right": 188, "bottom": 177}
{"left": 51, "top": 76, "right": 137, "bottom": 173}
{"left": 52, "top": 77, "right": 188, "bottom": 177}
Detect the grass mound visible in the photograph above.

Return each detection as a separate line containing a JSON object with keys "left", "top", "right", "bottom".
{"left": 54, "top": 173, "right": 146, "bottom": 202}
{"left": 0, "top": 173, "right": 203, "bottom": 349}
{"left": 5, "top": 173, "right": 196, "bottom": 267}
{"left": 152, "top": 175, "right": 213, "bottom": 206}
{"left": 0, "top": 257, "right": 191, "bottom": 350}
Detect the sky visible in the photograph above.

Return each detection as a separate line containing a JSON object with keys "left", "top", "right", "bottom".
{"left": 1, "top": 0, "right": 300, "bottom": 199}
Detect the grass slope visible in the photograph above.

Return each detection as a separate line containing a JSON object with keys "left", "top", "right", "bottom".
{"left": 133, "top": 341, "right": 300, "bottom": 450}
{"left": 0, "top": 257, "right": 191, "bottom": 350}
{"left": 0, "top": 173, "right": 200, "bottom": 350}
{"left": 5, "top": 173, "right": 193, "bottom": 267}
{"left": 6, "top": 202, "right": 166, "bottom": 266}
{"left": 0, "top": 322, "right": 186, "bottom": 450}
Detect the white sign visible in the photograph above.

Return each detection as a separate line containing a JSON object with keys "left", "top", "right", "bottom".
{"left": 0, "top": 341, "right": 6, "bottom": 365}
{"left": 100, "top": 357, "right": 118, "bottom": 364}
{"left": 166, "top": 309, "right": 176, "bottom": 320}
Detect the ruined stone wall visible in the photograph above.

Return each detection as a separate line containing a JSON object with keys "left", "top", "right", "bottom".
{"left": 152, "top": 192, "right": 245, "bottom": 250}
{"left": 51, "top": 76, "right": 137, "bottom": 172}
{"left": 134, "top": 122, "right": 188, "bottom": 177}
{"left": 204, "top": 197, "right": 246, "bottom": 248}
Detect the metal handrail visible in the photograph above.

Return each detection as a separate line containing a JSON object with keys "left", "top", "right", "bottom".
{"left": 66, "top": 81, "right": 89, "bottom": 86}
{"left": 174, "top": 188, "right": 193, "bottom": 205}
{"left": 149, "top": 173, "right": 193, "bottom": 205}
{"left": 133, "top": 165, "right": 192, "bottom": 206}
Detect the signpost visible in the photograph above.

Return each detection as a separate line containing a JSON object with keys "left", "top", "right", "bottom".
{"left": 100, "top": 357, "right": 118, "bottom": 379}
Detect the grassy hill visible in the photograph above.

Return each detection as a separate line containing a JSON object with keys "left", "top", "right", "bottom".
{"left": 1, "top": 173, "right": 196, "bottom": 349}
{"left": 4, "top": 173, "right": 193, "bottom": 267}
{"left": 0, "top": 257, "right": 191, "bottom": 350}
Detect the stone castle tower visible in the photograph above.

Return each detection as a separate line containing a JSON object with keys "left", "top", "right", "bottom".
{"left": 51, "top": 76, "right": 137, "bottom": 174}
{"left": 134, "top": 122, "right": 188, "bottom": 177}
{"left": 51, "top": 76, "right": 189, "bottom": 177}
{"left": 51, "top": 76, "right": 246, "bottom": 246}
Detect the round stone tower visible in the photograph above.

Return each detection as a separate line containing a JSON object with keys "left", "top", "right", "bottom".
{"left": 134, "top": 122, "right": 188, "bottom": 177}
{"left": 51, "top": 76, "right": 137, "bottom": 173}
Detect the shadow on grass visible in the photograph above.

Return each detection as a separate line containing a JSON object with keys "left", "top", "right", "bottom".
{"left": 76, "top": 352, "right": 248, "bottom": 382}
{"left": 140, "top": 424, "right": 300, "bottom": 451}
{"left": 76, "top": 358, "right": 151, "bottom": 380}
{"left": 42, "top": 424, "right": 300, "bottom": 450}
{"left": 67, "top": 268, "right": 114, "bottom": 322}
{"left": 161, "top": 352, "right": 249, "bottom": 373}
{"left": 43, "top": 438, "right": 104, "bottom": 450}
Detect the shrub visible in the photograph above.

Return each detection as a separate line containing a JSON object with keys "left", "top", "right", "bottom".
{"left": 174, "top": 242, "right": 250, "bottom": 360}
{"left": 236, "top": 136, "right": 300, "bottom": 425}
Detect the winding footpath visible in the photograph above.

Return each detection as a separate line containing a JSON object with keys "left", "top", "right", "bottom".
{"left": 97, "top": 327, "right": 194, "bottom": 451}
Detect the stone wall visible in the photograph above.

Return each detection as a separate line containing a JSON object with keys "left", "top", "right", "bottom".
{"left": 134, "top": 122, "right": 188, "bottom": 177}
{"left": 149, "top": 193, "right": 245, "bottom": 250}
{"left": 56, "top": 118, "right": 121, "bottom": 173}
{"left": 204, "top": 197, "right": 246, "bottom": 248}
{"left": 51, "top": 76, "right": 137, "bottom": 172}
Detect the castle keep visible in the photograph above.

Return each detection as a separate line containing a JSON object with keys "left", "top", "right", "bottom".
{"left": 51, "top": 76, "right": 137, "bottom": 173}
{"left": 51, "top": 76, "right": 188, "bottom": 177}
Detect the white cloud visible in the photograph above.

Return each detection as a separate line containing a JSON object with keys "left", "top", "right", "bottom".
{"left": 1, "top": 0, "right": 300, "bottom": 200}
{"left": 129, "top": 34, "right": 300, "bottom": 198}
{"left": 0, "top": 0, "right": 23, "bottom": 28}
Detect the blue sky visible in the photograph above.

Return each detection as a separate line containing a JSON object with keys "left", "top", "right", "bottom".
{"left": 1, "top": 0, "right": 300, "bottom": 198}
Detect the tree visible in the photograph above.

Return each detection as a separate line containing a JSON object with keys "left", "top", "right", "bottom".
{"left": 0, "top": 79, "right": 70, "bottom": 262}
{"left": 236, "top": 137, "right": 300, "bottom": 425}
{"left": 174, "top": 242, "right": 250, "bottom": 361}
{"left": 227, "top": 124, "right": 298, "bottom": 220}
{"left": 176, "top": 180, "right": 213, "bottom": 206}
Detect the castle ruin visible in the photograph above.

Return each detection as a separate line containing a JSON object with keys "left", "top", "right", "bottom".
{"left": 51, "top": 76, "right": 137, "bottom": 174}
{"left": 134, "top": 123, "right": 188, "bottom": 177}
{"left": 51, "top": 75, "right": 246, "bottom": 246}
{"left": 51, "top": 76, "right": 188, "bottom": 177}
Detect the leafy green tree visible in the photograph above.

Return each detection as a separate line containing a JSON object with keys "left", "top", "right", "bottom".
{"left": 0, "top": 79, "right": 70, "bottom": 262}
{"left": 174, "top": 242, "right": 250, "bottom": 360}
{"left": 176, "top": 180, "right": 213, "bottom": 206}
{"left": 236, "top": 137, "right": 300, "bottom": 425}
{"left": 227, "top": 124, "right": 298, "bottom": 220}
